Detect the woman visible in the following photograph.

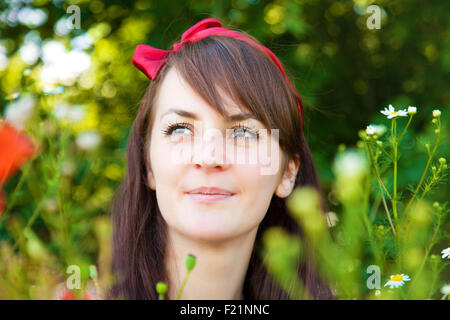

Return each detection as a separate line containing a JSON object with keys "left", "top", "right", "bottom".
{"left": 109, "top": 18, "right": 334, "bottom": 300}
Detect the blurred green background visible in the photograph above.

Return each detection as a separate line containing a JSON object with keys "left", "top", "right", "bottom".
{"left": 0, "top": 0, "right": 449, "bottom": 269}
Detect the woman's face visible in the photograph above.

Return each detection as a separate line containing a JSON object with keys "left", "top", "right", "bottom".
{"left": 146, "top": 67, "right": 299, "bottom": 242}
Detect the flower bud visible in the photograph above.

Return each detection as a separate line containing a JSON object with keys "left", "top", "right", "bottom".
{"left": 185, "top": 254, "right": 196, "bottom": 271}
{"left": 430, "top": 254, "right": 440, "bottom": 263}
{"left": 407, "top": 106, "right": 417, "bottom": 114}
{"left": 435, "top": 129, "right": 440, "bottom": 134}
{"left": 156, "top": 282, "right": 168, "bottom": 295}
{"left": 438, "top": 157, "right": 447, "bottom": 165}
{"left": 369, "top": 124, "right": 386, "bottom": 136}
{"left": 366, "top": 125, "right": 375, "bottom": 136}
{"left": 432, "top": 109, "right": 441, "bottom": 117}
{"left": 288, "top": 187, "right": 326, "bottom": 234}
{"left": 333, "top": 150, "right": 369, "bottom": 201}
{"left": 358, "top": 130, "right": 366, "bottom": 139}
{"left": 432, "top": 119, "right": 437, "bottom": 124}
{"left": 441, "top": 285, "right": 450, "bottom": 295}
{"left": 376, "top": 140, "right": 382, "bottom": 146}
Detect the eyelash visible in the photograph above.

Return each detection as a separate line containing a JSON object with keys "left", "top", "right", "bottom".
{"left": 161, "top": 121, "right": 260, "bottom": 139}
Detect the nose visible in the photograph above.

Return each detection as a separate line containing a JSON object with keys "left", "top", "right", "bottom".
{"left": 191, "top": 129, "right": 230, "bottom": 170}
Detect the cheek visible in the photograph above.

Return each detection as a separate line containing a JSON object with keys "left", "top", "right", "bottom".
{"left": 149, "top": 138, "right": 184, "bottom": 192}
{"left": 232, "top": 163, "right": 280, "bottom": 221}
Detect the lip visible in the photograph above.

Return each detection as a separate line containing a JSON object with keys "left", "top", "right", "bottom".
{"left": 186, "top": 186, "right": 235, "bottom": 203}
{"left": 186, "top": 186, "right": 234, "bottom": 196}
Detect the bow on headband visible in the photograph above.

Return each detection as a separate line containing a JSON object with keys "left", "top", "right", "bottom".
{"left": 132, "top": 18, "right": 305, "bottom": 131}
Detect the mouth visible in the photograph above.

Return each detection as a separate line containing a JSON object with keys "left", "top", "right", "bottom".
{"left": 185, "top": 193, "right": 234, "bottom": 203}
{"left": 185, "top": 187, "right": 235, "bottom": 203}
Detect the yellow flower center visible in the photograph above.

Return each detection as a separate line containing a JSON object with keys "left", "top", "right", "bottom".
{"left": 391, "top": 274, "right": 403, "bottom": 281}
{"left": 392, "top": 111, "right": 397, "bottom": 115}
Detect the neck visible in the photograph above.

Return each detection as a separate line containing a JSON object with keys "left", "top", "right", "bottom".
{"left": 164, "top": 227, "right": 258, "bottom": 300}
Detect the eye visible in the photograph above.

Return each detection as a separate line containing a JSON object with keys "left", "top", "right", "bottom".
{"left": 161, "top": 122, "right": 259, "bottom": 140}
{"left": 161, "top": 121, "right": 193, "bottom": 136}
{"left": 231, "top": 124, "right": 259, "bottom": 140}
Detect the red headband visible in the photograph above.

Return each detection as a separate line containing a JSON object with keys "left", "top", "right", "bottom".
{"left": 132, "top": 18, "right": 305, "bottom": 131}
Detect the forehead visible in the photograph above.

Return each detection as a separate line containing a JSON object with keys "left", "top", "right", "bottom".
{"left": 155, "top": 67, "right": 246, "bottom": 118}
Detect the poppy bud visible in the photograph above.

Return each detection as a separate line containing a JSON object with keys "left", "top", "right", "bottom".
{"left": 185, "top": 254, "right": 196, "bottom": 271}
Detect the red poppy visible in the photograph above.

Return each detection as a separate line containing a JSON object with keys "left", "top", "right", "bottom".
{"left": 59, "top": 290, "right": 91, "bottom": 300}
{"left": 0, "top": 121, "right": 35, "bottom": 213}
{"left": 60, "top": 291, "right": 76, "bottom": 300}
{"left": 0, "top": 121, "right": 35, "bottom": 184}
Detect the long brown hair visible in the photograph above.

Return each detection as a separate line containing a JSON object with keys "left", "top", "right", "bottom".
{"left": 109, "top": 33, "right": 335, "bottom": 299}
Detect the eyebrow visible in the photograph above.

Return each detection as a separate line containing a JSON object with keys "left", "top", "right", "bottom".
{"left": 160, "top": 108, "right": 257, "bottom": 122}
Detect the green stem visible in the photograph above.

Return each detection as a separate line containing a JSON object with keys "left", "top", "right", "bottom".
{"left": 176, "top": 270, "right": 191, "bottom": 300}
{"left": 368, "top": 191, "right": 381, "bottom": 222}
{"left": 402, "top": 118, "right": 441, "bottom": 220}
{"left": 362, "top": 165, "right": 382, "bottom": 265}
{"left": 378, "top": 179, "right": 396, "bottom": 237}
{"left": 418, "top": 178, "right": 436, "bottom": 202}
{"left": 373, "top": 140, "right": 393, "bottom": 161}
{"left": 397, "top": 115, "right": 413, "bottom": 144}
{"left": 405, "top": 212, "right": 442, "bottom": 299}
{"left": 12, "top": 199, "right": 45, "bottom": 251}
{"left": 364, "top": 141, "right": 396, "bottom": 236}
{"left": 0, "top": 163, "right": 33, "bottom": 228}
{"left": 392, "top": 119, "right": 398, "bottom": 222}
{"left": 365, "top": 141, "right": 392, "bottom": 201}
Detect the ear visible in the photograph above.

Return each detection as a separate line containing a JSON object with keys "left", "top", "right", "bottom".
{"left": 275, "top": 155, "right": 301, "bottom": 198}
{"left": 147, "top": 170, "right": 156, "bottom": 190}
{"left": 145, "top": 162, "right": 156, "bottom": 191}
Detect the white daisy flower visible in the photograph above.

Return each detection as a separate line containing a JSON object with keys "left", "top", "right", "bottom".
{"left": 366, "top": 124, "right": 387, "bottom": 137}
{"left": 4, "top": 94, "right": 36, "bottom": 130}
{"left": 76, "top": 131, "right": 101, "bottom": 150}
{"left": 380, "top": 104, "right": 408, "bottom": 119}
{"left": 432, "top": 109, "right": 441, "bottom": 118}
{"left": 334, "top": 150, "right": 369, "bottom": 181}
{"left": 441, "top": 247, "right": 450, "bottom": 259}
{"left": 366, "top": 125, "right": 375, "bottom": 135}
{"left": 325, "top": 211, "right": 339, "bottom": 227}
{"left": 53, "top": 102, "right": 85, "bottom": 123}
{"left": 441, "top": 285, "right": 450, "bottom": 295}
{"left": 384, "top": 274, "right": 410, "bottom": 289}
{"left": 371, "top": 124, "right": 387, "bottom": 136}
{"left": 407, "top": 106, "right": 417, "bottom": 114}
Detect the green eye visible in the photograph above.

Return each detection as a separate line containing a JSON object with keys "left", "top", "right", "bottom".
{"left": 162, "top": 122, "right": 259, "bottom": 140}
{"left": 231, "top": 125, "right": 259, "bottom": 139}
{"left": 161, "top": 122, "right": 193, "bottom": 136}
{"left": 172, "top": 127, "right": 191, "bottom": 135}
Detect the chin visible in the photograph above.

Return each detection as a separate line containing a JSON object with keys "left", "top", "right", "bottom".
{"left": 182, "top": 223, "right": 235, "bottom": 242}
{"left": 189, "top": 233, "right": 232, "bottom": 243}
